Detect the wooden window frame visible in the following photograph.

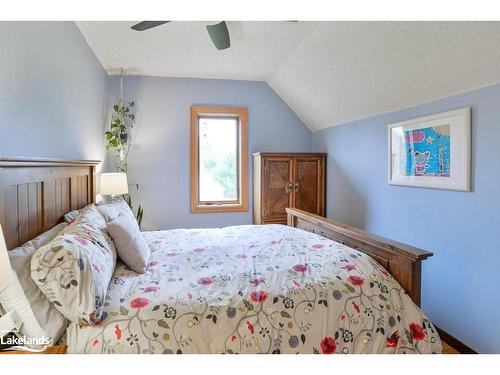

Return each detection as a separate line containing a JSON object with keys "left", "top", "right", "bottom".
{"left": 190, "top": 106, "right": 248, "bottom": 213}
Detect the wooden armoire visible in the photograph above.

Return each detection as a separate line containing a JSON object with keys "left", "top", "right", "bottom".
{"left": 253, "top": 153, "right": 326, "bottom": 225}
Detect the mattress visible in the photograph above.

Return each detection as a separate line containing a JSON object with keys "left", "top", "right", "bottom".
{"left": 67, "top": 224, "right": 441, "bottom": 354}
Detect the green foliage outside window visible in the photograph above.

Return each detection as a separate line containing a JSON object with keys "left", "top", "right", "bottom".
{"left": 202, "top": 153, "right": 237, "bottom": 199}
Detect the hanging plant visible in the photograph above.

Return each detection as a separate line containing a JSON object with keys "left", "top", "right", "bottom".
{"left": 104, "top": 72, "right": 144, "bottom": 226}
{"left": 105, "top": 101, "right": 135, "bottom": 172}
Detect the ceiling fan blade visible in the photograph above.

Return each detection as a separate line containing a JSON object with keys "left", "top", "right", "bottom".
{"left": 131, "top": 21, "right": 170, "bottom": 31}
{"left": 206, "top": 21, "right": 230, "bottom": 50}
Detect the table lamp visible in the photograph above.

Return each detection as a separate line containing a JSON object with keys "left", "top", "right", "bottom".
{"left": 0, "top": 223, "right": 48, "bottom": 348}
{"left": 100, "top": 172, "right": 129, "bottom": 198}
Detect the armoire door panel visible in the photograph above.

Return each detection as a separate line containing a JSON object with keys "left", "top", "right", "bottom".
{"left": 253, "top": 153, "right": 325, "bottom": 225}
{"left": 262, "top": 158, "right": 293, "bottom": 221}
{"left": 293, "top": 157, "right": 324, "bottom": 216}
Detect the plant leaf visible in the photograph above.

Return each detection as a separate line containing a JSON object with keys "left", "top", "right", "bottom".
{"left": 243, "top": 299, "right": 254, "bottom": 311}
{"left": 280, "top": 310, "right": 291, "bottom": 318}
{"left": 404, "top": 329, "right": 413, "bottom": 344}
{"left": 119, "top": 306, "right": 129, "bottom": 316}
{"left": 344, "top": 283, "right": 355, "bottom": 293}
{"left": 158, "top": 319, "right": 169, "bottom": 329}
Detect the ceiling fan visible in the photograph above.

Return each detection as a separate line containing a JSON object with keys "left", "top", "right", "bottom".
{"left": 130, "top": 21, "right": 231, "bottom": 50}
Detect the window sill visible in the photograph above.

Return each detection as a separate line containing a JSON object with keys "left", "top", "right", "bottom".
{"left": 190, "top": 203, "right": 248, "bottom": 213}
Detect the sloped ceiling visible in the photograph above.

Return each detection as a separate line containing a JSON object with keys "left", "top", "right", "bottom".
{"left": 77, "top": 21, "right": 500, "bottom": 131}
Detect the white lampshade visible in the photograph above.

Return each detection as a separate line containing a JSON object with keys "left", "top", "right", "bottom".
{"left": 100, "top": 173, "right": 129, "bottom": 196}
{"left": 0, "top": 224, "right": 13, "bottom": 293}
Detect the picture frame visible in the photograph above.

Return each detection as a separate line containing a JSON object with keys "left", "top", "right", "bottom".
{"left": 388, "top": 107, "right": 471, "bottom": 191}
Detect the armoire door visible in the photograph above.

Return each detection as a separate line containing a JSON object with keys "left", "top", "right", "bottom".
{"left": 262, "top": 157, "right": 293, "bottom": 223}
{"left": 293, "top": 156, "right": 325, "bottom": 216}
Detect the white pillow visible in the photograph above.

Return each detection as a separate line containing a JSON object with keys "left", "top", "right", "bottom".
{"left": 107, "top": 214, "right": 151, "bottom": 274}
{"left": 9, "top": 223, "right": 69, "bottom": 343}
{"left": 97, "top": 197, "right": 137, "bottom": 224}
{"left": 31, "top": 205, "right": 117, "bottom": 325}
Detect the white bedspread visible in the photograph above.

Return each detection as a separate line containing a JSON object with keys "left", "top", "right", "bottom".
{"left": 67, "top": 225, "right": 441, "bottom": 354}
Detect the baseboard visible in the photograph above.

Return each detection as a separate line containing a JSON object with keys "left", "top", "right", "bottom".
{"left": 436, "top": 326, "right": 477, "bottom": 354}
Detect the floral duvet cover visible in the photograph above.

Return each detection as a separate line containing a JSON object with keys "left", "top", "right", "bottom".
{"left": 67, "top": 225, "right": 441, "bottom": 354}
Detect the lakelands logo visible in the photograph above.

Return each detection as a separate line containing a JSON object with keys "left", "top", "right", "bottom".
{"left": 1, "top": 332, "right": 50, "bottom": 352}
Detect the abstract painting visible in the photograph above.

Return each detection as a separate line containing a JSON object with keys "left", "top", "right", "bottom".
{"left": 388, "top": 107, "right": 470, "bottom": 191}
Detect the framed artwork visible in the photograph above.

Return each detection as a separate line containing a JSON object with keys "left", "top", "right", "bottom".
{"left": 388, "top": 107, "right": 470, "bottom": 191}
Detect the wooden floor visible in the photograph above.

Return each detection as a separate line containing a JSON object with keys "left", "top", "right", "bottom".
{"left": 442, "top": 340, "right": 460, "bottom": 354}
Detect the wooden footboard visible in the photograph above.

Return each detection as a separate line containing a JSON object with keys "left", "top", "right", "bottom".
{"left": 286, "top": 208, "right": 432, "bottom": 306}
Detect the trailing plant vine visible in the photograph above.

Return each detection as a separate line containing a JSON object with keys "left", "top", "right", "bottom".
{"left": 105, "top": 73, "right": 144, "bottom": 226}
{"left": 105, "top": 101, "right": 135, "bottom": 173}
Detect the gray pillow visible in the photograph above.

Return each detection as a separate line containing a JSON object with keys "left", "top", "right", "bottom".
{"left": 97, "top": 197, "right": 136, "bottom": 224}
{"left": 107, "top": 214, "right": 150, "bottom": 273}
{"left": 9, "top": 223, "right": 69, "bottom": 343}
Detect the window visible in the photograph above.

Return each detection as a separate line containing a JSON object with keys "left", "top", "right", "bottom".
{"left": 190, "top": 106, "right": 248, "bottom": 212}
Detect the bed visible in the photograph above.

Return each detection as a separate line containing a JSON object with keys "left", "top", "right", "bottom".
{"left": 0, "top": 158, "right": 441, "bottom": 354}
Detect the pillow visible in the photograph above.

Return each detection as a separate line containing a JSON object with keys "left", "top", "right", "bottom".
{"left": 31, "top": 204, "right": 117, "bottom": 325}
{"left": 97, "top": 197, "right": 136, "bottom": 224}
{"left": 63, "top": 209, "right": 79, "bottom": 223}
{"left": 9, "top": 223, "right": 69, "bottom": 343}
{"left": 30, "top": 222, "right": 68, "bottom": 249}
{"left": 107, "top": 214, "right": 151, "bottom": 273}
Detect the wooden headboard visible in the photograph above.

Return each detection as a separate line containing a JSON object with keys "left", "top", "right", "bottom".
{"left": 0, "top": 157, "right": 100, "bottom": 249}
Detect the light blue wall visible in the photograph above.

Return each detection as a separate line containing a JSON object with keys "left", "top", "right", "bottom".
{"left": 107, "top": 76, "right": 312, "bottom": 230}
{"left": 0, "top": 22, "right": 108, "bottom": 164}
{"left": 312, "top": 84, "right": 500, "bottom": 353}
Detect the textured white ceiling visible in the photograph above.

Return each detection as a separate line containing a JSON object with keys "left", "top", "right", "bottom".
{"left": 77, "top": 21, "right": 500, "bottom": 131}
{"left": 76, "top": 21, "right": 318, "bottom": 78}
